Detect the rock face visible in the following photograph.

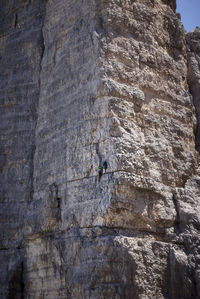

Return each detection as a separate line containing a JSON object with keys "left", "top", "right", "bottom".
{"left": 0, "top": 0, "right": 200, "bottom": 298}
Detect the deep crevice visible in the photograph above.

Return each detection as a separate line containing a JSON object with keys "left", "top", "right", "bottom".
{"left": 30, "top": 2, "right": 47, "bottom": 201}
{"left": 14, "top": 13, "right": 18, "bottom": 28}
{"left": 8, "top": 262, "right": 24, "bottom": 299}
{"left": 190, "top": 86, "right": 200, "bottom": 153}
{"left": 172, "top": 193, "right": 181, "bottom": 234}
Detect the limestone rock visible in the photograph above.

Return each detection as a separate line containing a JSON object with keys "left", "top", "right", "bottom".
{"left": 0, "top": 0, "right": 200, "bottom": 298}
{"left": 187, "top": 27, "right": 200, "bottom": 151}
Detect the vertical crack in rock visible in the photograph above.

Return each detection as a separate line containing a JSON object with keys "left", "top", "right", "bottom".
{"left": 38, "top": 18, "right": 46, "bottom": 90}
{"left": 14, "top": 14, "right": 18, "bottom": 28}
{"left": 172, "top": 193, "right": 181, "bottom": 233}
{"left": 20, "top": 262, "right": 25, "bottom": 299}
{"left": 30, "top": 3, "right": 46, "bottom": 201}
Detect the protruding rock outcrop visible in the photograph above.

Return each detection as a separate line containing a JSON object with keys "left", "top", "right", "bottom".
{"left": 0, "top": 1, "right": 200, "bottom": 298}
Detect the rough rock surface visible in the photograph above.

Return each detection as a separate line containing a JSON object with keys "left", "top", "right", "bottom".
{"left": 0, "top": 0, "right": 200, "bottom": 298}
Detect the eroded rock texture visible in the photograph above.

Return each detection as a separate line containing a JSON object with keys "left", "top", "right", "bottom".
{"left": 0, "top": 0, "right": 200, "bottom": 298}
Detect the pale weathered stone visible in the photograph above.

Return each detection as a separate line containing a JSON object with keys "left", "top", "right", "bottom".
{"left": 0, "top": 0, "right": 200, "bottom": 298}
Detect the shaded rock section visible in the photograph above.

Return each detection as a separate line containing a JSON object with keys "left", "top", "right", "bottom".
{"left": 0, "top": 0, "right": 46, "bottom": 297}
{"left": 187, "top": 27, "right": 200, "bottom": 152}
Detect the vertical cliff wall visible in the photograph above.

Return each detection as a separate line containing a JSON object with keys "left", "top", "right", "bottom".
{"left": 0, "top": 0, "right": 200, "bottom": 298}
{"left": 0, "top": 1, "right": 46, "bottom": 297}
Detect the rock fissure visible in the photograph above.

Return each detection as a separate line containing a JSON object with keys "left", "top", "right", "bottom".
{"left": 172, "top": 193, "right": 181, "bottom": 231}
{"left": 14, "top": 14, "right": 18, "bottom": 29}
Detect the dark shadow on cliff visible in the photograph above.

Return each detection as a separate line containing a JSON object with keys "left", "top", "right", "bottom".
{"left": 8, "top": 262, "right": 24, "bottom": 299}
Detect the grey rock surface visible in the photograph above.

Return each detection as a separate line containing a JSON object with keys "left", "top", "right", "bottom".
{"left": 0, "top": 0, "right": 200, "bottom": 298}
{"left": 187, "top": 27, "right": 200, "bottom": 151}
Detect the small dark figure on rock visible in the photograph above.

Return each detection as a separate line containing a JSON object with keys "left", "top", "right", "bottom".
{"left": 98, "top": 161, "right": 108, "bottom": 182}
{"left": 98, "top": 165, "right": 103, "bottom": 182}
{"left": 103, "top": 161, "right": 107, "bottom": 172}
